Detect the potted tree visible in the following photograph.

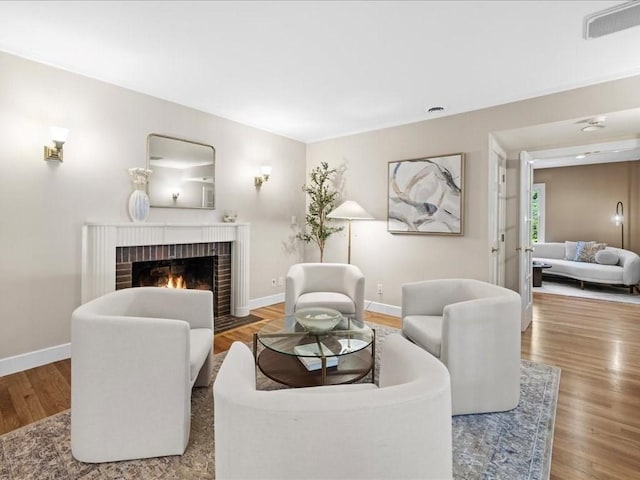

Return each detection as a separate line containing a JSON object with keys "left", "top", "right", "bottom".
{"left": 296, "top": 162, "right": 343, "bottom": 262}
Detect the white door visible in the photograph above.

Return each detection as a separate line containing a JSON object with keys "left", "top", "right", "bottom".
{"left": 519, "top": 151, "right": 534, "bottom": 331}
{"left": 488, "top": 136, "right": 507, "bottom": 286}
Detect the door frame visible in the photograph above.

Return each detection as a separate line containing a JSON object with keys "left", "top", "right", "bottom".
{"left": 488, "top": 134, "right": 507, "bottom": 286}
{"left": 519, "top": 151, "right": 534, "bottom": 332}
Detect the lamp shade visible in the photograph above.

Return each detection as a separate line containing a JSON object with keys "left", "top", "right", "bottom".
{"left": 613, "top": 201, "right": 624, "bottom": 226}
{"left": 327, "top": 200, "right": 374, "bottom": 220}
{"left": 261, "top": 165, "right": 272, "bottom": 176}
{"left": 50, "top": 126, "right": 69, "bottom": 143}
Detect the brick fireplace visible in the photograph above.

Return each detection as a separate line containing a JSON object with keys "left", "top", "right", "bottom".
{"left": 81, "top": 223, "right": 251, "bottom": 324}
{"left": 115, "top": 242, "right": 232, "bottom": 320}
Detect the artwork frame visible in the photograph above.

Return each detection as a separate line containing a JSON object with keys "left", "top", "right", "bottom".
{"left": 388, "top": 153, "right": 464, "bottom": 235}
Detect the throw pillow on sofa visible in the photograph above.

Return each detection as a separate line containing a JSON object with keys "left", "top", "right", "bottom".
{"left": 564, "top": 241, "right": 578, "bottom": 260}
{"left": 595, "top": 249, "right": 619, "bottom": 265}
{"left": 564, "top": 240, "right": 591, "bottom": 260}
{"left": 574, "top": 241, "right": 606, "bottom": 263}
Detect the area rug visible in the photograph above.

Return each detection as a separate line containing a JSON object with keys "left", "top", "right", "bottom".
{"left": 0, "top": 325, "right": 560, "bottom": 480}
{"left": 534, "top": 276, "right": 640, "bottom": 305}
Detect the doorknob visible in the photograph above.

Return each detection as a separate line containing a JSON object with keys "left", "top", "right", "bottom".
{"left": 525, "top": 247, "right": 534, "bottom": 252}
{"left": 491, "top": 247, "right": 498, "bottom": 253}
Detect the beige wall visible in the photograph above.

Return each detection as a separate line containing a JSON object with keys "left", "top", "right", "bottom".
{"left": 534, "top": 161, "right": 639, "bottom": 253}
{"left": 307, "top": 77, "right": 640, "bottom": 300}
{"left": 0, "top": 52, "right": 306, "bottom": 360}
{"left": 3, "top": 48, "right": 640, "bottom": 364}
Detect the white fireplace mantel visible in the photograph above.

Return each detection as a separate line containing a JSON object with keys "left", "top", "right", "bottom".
{"left": 81, "top": 222, "right": 250, "bottom": 317}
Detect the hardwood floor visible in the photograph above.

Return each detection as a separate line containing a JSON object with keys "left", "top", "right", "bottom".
{"left": 524, "top": 293, "right": 640, "bottom": 480}
{"left": 1, "top": 295, "right": 639, "bottom": 479}
{"left": 0, "top": 360, "right": 71, "bottom": 435}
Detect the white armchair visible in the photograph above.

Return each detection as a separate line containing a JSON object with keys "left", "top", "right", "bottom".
{"left": 285, "top": 263, "right": 365, "bottom": 322}
{"left": 214, "top": 333, "right": 452, "bottom": 480}
{"left": 402, "top": 278, "right": 521, "bottom": 416}
{"left": 71, "top": 287, "right": 214, "bottom": 463}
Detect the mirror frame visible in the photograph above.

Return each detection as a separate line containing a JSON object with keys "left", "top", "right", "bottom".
{"left": 146, "top": 133, "right": 215, "bottom": 210}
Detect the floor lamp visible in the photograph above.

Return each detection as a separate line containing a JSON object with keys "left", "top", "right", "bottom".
{"left": 614, "top": 201, "right": 624, "bottom": 249}
{"left": 327, "top": 200, "right": 374, "bottom": 264}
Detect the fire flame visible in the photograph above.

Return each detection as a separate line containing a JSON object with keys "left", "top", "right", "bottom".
{"left": 165, "top": 274, "right": 186, "bottom": 289}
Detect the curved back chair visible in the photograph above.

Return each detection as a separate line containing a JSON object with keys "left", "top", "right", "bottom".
{"left": 402, "top": 278, "right": 521, "bottom": 415}
{"left": 71, "top": 287, "right": 214, "bottom": 463}
{"left": 285, "top": 263, "right": 365, "bottom": 322}
{"left": 214, "top": 333, "right": 453, "bottom": 480}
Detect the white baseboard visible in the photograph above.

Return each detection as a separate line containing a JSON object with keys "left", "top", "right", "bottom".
{"left": 365, "top": 300, "right": 401, "bottom": 318}
{"left": 249, "top": 293, "right": 285, "bottom": 310}
{"left": 0, "top": 343, "right": 71, "bottom": 377}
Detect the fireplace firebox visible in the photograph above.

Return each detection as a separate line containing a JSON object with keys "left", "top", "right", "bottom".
{"left": 133, "top": 257, "right": 214, "bottom": 290}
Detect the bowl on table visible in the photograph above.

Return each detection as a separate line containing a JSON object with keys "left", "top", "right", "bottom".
{"left": 294, "top": 307, "right": 343, "bottom": 334}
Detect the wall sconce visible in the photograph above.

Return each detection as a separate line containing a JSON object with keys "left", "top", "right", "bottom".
{"left": 254, "top": 165, "right": 272, "bottom": 187}
{"left": 44, "top": 126, "right": 69, "bottom": 162}
{"left": 613, "top": 201, "right": 624, "bottom": 248}
{"left": 172, "top": 192, "right": 180, "bottom": 201}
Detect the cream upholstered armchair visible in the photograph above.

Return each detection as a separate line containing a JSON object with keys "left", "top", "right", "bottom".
{"left": 71, "top": 287, "right": 214, "bottom": 463}
{"left": 285, "top": 263, "right": 365, "bottom": 322}
{"left": 402, "top": 278, "right": 521, "bottom": 416}
{"left": 214, "top": 333, "right": 452, "bottom": 480}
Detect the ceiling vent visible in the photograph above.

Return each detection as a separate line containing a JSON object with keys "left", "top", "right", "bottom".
{"left": 584, "top": 1, "right": 640, "bottom": 39}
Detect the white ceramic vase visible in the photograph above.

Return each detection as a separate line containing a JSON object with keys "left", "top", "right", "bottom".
{"left": 127, "top": 168, "right": 152, "bottom": 223}
{"left": 128, "top": 188, "right": 150, "bottom": 222}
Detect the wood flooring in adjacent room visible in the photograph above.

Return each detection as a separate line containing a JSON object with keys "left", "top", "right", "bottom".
{"left": 1, "top": 295, "right": 639, "bottom": 479}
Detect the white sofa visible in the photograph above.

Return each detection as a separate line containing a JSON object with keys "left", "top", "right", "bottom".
{"left": 532, "top": 242, "right": 640, "bottom": 291}
{"left": 214, "top": 333, "right": 453, "bottom": 480}
{"left": 401, "top": 278, "right": 521, "bottom": 415}
{"left": 71, "top": 287, "right": 214, "bottom": 463}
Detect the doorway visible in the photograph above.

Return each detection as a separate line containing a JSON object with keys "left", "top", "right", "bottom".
{"left": 520, "top": 139, "right": 640, "bottom": 305}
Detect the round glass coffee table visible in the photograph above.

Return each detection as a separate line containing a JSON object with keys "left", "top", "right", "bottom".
{"left": 253, "top": 315, "right": 375, "bottom": 387}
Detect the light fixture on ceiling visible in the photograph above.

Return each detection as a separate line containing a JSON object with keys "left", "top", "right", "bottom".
{"left": 575, "top": 151, "right": 601, "bottom": 159}
{"left": 44, "top": 126, "right": 69, "bottom": 162}
{"left": 581, "top": 116, "right": 606, "bottom": 132}
{"left": 581, "top": 124, "right": 605, "bottom": 132}
{"left": 427, "top": 106, "right": 445, "bottom": 114}
{"left": 254, "top": 165, "right": 272, "bottom": 187}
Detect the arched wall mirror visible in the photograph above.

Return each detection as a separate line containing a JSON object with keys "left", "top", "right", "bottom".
{"left": 146, "top": 134, "right": 215, "bottom": 209}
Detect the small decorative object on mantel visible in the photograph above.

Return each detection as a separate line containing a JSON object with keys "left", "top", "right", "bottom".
{"left": 223, "top": 210, "right": 238, "bottom": 223}
{"left": 128, "top": 168, "right": 152, "bottom": 223}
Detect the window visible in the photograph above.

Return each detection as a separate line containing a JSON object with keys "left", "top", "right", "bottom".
{"left": 532, "top": 183, "right": 545, "bottom": 243}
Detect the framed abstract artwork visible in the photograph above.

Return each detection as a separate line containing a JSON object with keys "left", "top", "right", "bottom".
{"left": 388, "top": 153, "right": 464, "bottom": 235}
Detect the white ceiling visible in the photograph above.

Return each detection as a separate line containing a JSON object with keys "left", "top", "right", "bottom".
{"left": 2, "top": 1, "right": 640, "bottom": 143}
